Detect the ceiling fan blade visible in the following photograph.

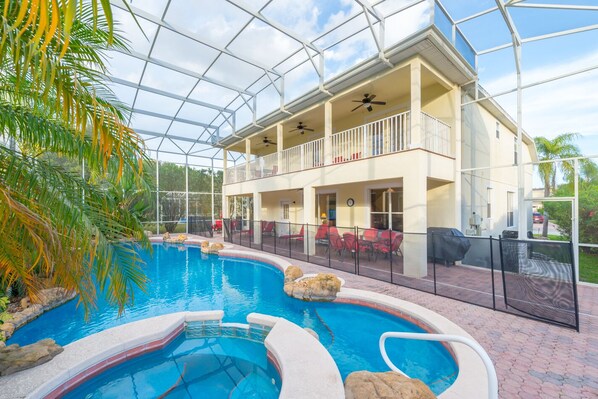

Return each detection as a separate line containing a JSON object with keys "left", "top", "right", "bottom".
{"left": 352, "top": 100, "right": 363, "bottom": 103}
{"left": 270, "top": 141, "right": 277, "bottom": 145}
{"left": 368, "top": 94, "right": 376, "bottom": 100}
{"left": 371, "top": 101, "right": 386, "bottom": 105}
{"left": 304, "top": 128, "right": 314, "bottom": 131}
{"left": 289, "top": 128, "right": 298, "bottom": 132}
{"left": 351, "top": 104, "right": 364, "bottom": 112}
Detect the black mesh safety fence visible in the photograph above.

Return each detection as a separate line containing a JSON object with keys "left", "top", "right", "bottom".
{"left": 188, "top": 215, "right": 213, "bottom": 238}
{"left": 499, "top": 238, "right": 579, "bottom": 329}
{"left": 432, "top": 235, "right": 497, "bottom": 309}
{"left": 220, "top": 219, "right": 579, "bottom": 330}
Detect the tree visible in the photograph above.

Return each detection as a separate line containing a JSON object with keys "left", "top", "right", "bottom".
{"left": 544, "top": 182, "right": 598, "bottom": 245}
{"left": 0, "top": 1, "right": 150, "bottom": 313}
{"left": 534, "top": 133, "right": 590, "bottom": 237}
{"left": 140, "top": 162, "right": 224, "bottom": 232}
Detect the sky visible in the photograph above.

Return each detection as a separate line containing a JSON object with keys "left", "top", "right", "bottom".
{"left": 111, "top": 0, "right": 598, "bottom": 164}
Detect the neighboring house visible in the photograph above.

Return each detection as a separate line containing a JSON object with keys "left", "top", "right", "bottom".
{"left": 219, "top": 26, "right": 537, "bottom": 277}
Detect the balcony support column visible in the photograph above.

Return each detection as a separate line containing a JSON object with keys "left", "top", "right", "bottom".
{"left": 410, "top": 60, "right": 422, "bottom": 149}
{"left": 222, "top": 149, "right": 228, "bottom": 184}
{"left": 452, "top": 86, "right": 462, "bottom": 230}
{"left": 403, "top": 155, "right": 428, "bottom": 278}
{"left": 253, "top": 191, "right": 262, "bottom": 245}
{"left": 245, "top": 139, "right": 251, "bottom": 180}
{"left": 324, "top": 100, "right": 332, "bottom": 165}
{"left": 276, "top": 124, "right": 283, "bottom": 173}
{"left": 303, "top": 186, "right": 316, "bottom": 255}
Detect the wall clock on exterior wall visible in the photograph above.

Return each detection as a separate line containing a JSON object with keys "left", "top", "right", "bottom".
{"left": 346, "top": 198, "right": 355, "bottom": 207}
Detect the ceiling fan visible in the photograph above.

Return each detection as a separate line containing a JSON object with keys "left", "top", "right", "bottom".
{"left": 262, "top": 137, "right": 276, "bottom": 146}
{"left": 289, "top": 122, "right": 314, "bottom": 134}
{"left": 351, "top": 93, "right": 386, "bottom": 112}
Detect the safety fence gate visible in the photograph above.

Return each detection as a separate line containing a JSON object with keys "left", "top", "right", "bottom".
{"left": 499, "top": 237, "right": 579, "bottom": 330}
{"left": 221, "top": 219, "right": 580, "bottom": 331}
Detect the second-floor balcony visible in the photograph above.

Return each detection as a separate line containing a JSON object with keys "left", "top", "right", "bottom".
{"left": 225, "top": 111, "right": 451, "bottom": 185}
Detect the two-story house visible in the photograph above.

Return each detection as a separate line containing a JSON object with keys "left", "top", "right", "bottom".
{"left": 219, "top": 25, "right": 536, "bottom": 278}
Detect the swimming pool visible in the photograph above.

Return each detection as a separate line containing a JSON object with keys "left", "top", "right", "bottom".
{"left": 10, "top": 244, "right": 457, "bottom": 394}
{"left": 62, "top": 327, "right": 282, "bottom": 399}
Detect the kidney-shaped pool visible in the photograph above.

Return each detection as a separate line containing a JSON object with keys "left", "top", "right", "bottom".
{"left": 10, "top": 244, "right": 457, "bottom": 394}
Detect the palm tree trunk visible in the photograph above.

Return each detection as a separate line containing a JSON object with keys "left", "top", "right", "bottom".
{"left": 542, "top": 182, "right": 550, "bottom": 237}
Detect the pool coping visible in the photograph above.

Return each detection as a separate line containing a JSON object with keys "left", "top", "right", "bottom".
{"left": 0, "top": 310, "right": 344, "bottom": 399}
{"left": 218, "top": 249, "right": 490, "bottom": 399}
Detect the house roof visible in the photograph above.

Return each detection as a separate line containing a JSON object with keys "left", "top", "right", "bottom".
{"left": 108, "top": 1, "right": 596, "bottom": 166}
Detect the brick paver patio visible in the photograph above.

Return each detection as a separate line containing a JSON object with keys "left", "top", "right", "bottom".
{"left": 213, "top": 234, "right": 598, "bottom": 398}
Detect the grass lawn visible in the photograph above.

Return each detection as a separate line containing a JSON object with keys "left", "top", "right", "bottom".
{"left": 541, "top": 234, "right": 598, "bottom": 284}
{"left": 142, "top": 223, "right": 188, "bottom": 234}
{"left": 579, "top": 251, "right": 598, "bottom": 284}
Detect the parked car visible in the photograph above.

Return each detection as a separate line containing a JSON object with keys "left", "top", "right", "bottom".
{"left": 533, "top": 212, "right": 544, "bottom": 224}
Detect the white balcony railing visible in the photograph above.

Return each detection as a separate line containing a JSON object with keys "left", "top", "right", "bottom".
{"left": 225, "top": 163, "right": 247, "bottom": 184}
{"left": 225, "top": 110, "right": 452, "bottom": 184}
{"left": 249, "top": 152, "right": 279, "bottom": 179}
{"left": 331, "top": 111, "right": 410, "bottom": 163}
{"left": 421, "top": 112, "right": 452, "bottom": 157}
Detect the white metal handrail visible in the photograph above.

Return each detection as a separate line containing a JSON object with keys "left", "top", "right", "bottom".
{"left": 379, "top": 331, "right": 498, "bottom": 399}
{"left": 421, "top": 112, "right": 452, "bottom": 156}
{"left": 331, "top": 111, "right": 410, "bottom": 162}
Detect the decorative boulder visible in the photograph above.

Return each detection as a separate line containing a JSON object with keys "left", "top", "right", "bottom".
{"left": 0, "top": 323, "right": 15, "bottom": 337}
{"left": 284, "top": 266, "right": 303, "bottom": 283}
{"left": 0, "top": 339, "right": 63, "bottom": 376}
{"left": 164, "top": 233, "right": 187, "bottom": 244}
{"left": 20, "top": 297, "right": 30, "bottom": 309}
{"left": 283, "top": 273, "right": 341, "bottom": 301}
{"left": 201, "top": 242, "right": 225, "bottom": 254}
{"left": 143, "top": 230, "right": 153, "bottom": 238}
{"left": 201, "top": 241, "right": 210, "bottom": 248}
{"left": 344, "top": 371, "right": 436, "bottom": 399}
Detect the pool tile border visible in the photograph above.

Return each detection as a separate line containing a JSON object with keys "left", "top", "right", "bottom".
{"left": 45, "top": 323, "right": 186, "bottom": 398}
{"left": 1, "top": 309, "right": 345, "bottom": 399}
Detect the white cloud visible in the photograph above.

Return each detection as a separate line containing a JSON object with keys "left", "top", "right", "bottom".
{"left": 482, "top": 50, "right": 598, "bottom": 155}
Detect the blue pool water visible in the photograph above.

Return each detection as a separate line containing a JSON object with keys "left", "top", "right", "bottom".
{"left": 10, "top": 245, "right": 458, "bottom": 394}
{"left": 63, "top": 334, "right": 281, "bottom": 399}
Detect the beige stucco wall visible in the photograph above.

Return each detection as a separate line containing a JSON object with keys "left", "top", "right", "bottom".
{"left": 427, "top": 181, "right": 456, "bottom": 228}
{"left": 461, "top": 96, "right": 535, "bottom": 236}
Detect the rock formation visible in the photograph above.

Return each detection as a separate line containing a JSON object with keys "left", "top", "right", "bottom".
{"left": 284, "top": 265, "right": 303, "bottom": 283}
{"left": 3, "top": 288, "right": 75, "bottom": 341}
{"left": 344, "top": 371, "right": 437, "bottom": 399}
{"left": 163, "top": 232, "right": 187, "bottom": 244}
{"left": 201, "top": 242, "right": 225, "bottom": 254}
{"left": 0, "top": 339, "right": 63, "bottom": 376}
{"left": 283, "top": 273, "right": 341, "bottom": 301}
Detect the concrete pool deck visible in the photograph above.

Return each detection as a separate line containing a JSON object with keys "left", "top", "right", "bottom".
{"left": 201, "top": 234, "right": 598, "bottom": 399}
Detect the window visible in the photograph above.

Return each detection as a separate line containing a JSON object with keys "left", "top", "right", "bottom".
{"left": 282, "top": 203, "right": 290, "bottom": 220}
{"left": 370, "top": 188, "right": 403, "bottom": 230}
{"left": 317, "top": 194, "right": 336, "bottom": 226}
{"left": 513, "top": 137, "right": 518, "bottom": 165}
{"left": 495, "top": 121, "right": 500, "bottom": 139}
{"left": 507, "top": 192, "right": 514, "bottom": 227}
{"left": 487, "top": 188, "right": 492, "bottom": 218}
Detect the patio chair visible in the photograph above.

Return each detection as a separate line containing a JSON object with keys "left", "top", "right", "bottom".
{"left": 262, "top": 221, "right": 275, "bottom": 236}
{"left": 374, "top": 232, "right": 403, "bottom": 260}
{"left": 315, "top": 224, "right": 331, "bottom": 245}
{"left": 329, "top": 233, "right": 344, "bottom": 258}
{"left": 279, "top": 225, "right": 304, "bottom": 242}
{"left": 343, "top": 232, "right": 371, "bottom": 260}
{"left": 363, "top": 228, "right": 379, "bottom": 242}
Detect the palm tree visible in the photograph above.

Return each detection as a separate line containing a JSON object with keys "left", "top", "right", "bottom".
{"left": 534, "top": 133, "right": 585, "bottom": 237}
{"left": 0, "top": 1, "right": 150, "bottom": 313}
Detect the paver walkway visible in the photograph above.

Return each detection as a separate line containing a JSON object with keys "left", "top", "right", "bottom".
{"left": 207, "top": 235, "right": 598, "bottom": 399}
